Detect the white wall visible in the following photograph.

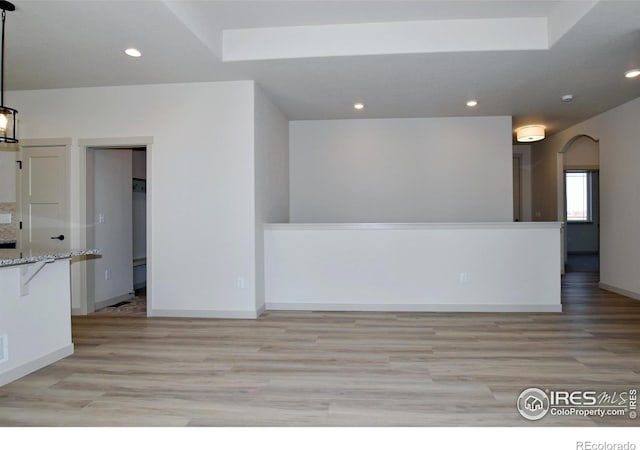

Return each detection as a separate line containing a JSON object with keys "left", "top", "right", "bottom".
{"left": 0, "top": 149, "right": 16, "bottom": 203}
{"left": 254, "top": 86, "right": 290, "bottom": 312}
{"left": 265, "top": 223, "right": 561, "bottom": 312}
{"left": 9, "top": 81, "right": 260, "bottom": 317}
{"left": 289, "top": 116, "right": 513, "bottom": 223}
{"left": 92, "top": 149, "right": 133, "bottom": 307}
{"left": 564, "top": 135, "right": 599, "bottom": 168}
{"left": 531, "top": 96, "right": 640, "bottom": 299}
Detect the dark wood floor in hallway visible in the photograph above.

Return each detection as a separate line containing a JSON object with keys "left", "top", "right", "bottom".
{"left": 1, "top": 272, "right": 639, "bottom": 426}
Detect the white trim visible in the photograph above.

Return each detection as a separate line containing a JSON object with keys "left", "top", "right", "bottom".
{"left": 78, "top": 139, "right": 153, "bottom": 317}
{"left": 0, "top": 344, "right": 74, "bottom": 387}
{"left": 599, "top": 283, "right": 640, "bottom": 301}
{"left": 78, "top": 136, "right": 153, "bottom": 148}
{"left": 265, "top": 222, "right": 563, "bottom": 231}
{"left": 149, "top": 309, "right": 262, "bottom": 319}
{"left": 94, "top": 293, "right": 135, "bottom": 311}
{"left": 266, "top": 303, "right": 562, "bottom": 313}
{"left": 256, "top": 304, "right": 266, "bottom": 317}
{"left": 20, "top": 137, "right": 72, "bottom": 147}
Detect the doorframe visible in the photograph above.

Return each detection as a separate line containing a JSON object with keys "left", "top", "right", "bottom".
{"left": 513, "top": 154, "right": 521, "bottom": 222}
{"left": 78, "top": 137, "right": 153, "bottom": 315}
{"left": 556, "top": 134, "right": 600, "bottom": 274}
{"left": 18, "top": 138, "right": 72, "bottom": 251}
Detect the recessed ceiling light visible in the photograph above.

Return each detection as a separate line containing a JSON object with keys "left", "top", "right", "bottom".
{"left": 466, "top": 100, "right": 478, "bottom": 107}
{"left": 624, "top": 69, "right": 640, "bottom": 79}
{"left": 124, "top": 48, "right": 142, "bottom": 58}
{"left": 561, "top": 94, "right": 574, "bottom": 102}
{"left": 354, "top": 103, "right": 364, "bottom": 110}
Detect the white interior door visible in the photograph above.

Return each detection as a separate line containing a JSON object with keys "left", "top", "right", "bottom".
{"left": 20, "top": 145, "right": 70, "bottom": 250}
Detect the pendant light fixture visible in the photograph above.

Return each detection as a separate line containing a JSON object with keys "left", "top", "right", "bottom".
{"left": 0, "top": 0, "right": 17, "bottom": 145}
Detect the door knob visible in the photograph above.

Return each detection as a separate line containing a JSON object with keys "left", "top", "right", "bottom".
{"left": 50, "top": 234, "right": 65, "bottom": 241}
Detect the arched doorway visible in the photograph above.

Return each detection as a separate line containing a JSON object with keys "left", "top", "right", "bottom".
{"left": 558, "top": 134, "right": 600, "bottom": 274}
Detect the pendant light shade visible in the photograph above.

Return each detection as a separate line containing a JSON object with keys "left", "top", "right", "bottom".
{"left": 516, "top": 124, "right": 545, "bottom": 143}
{"left": 0, "top": 0, "right": 17, "bottom": 145}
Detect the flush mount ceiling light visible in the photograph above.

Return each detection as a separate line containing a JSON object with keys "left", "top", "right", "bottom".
{"left": 124, "top": 47, "right": 142, "bottom": 58}
{"left": 0, "top": 0, "right": 17, "bottom": 145}
{"left": 624, "top": 68, "right": 640, "bottom": 79}
{"left": 353, "top": 103, "right": 364, "bottom": 110}
{"left": 466, "top": 100, "right": 478, "bottom": 107}
{"left": 516, "top": 124, "right": 546, "bottom": 143}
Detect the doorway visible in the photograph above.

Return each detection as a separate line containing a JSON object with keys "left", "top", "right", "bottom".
{"left": 79, "top": 137, "right": 152, "bottom": 316}
{"left": 561, "top": 135, "right": 600, "bottom": 274}
{"left": 513, "top": 155, "right": 521, "bottom": 222}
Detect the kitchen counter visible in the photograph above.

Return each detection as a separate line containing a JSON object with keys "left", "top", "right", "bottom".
{"left": 0, "top": 247, "right": 99, "bottom": 267}
{"left": 0, "top": 247, "right": 100, "bottom": 387}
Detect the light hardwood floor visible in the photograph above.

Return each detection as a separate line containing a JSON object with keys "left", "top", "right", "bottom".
{"left": 1, "top": 272, "right": 639, "bottom": 426}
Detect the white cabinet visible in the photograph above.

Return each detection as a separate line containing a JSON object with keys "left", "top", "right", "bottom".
{"left": 0, "top": 259, "right": 74, "bottom": 386}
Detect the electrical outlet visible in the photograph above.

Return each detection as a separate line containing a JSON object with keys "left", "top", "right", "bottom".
{"left": 237, "top": 277, "right": 245, "bottom": 289}
{"left": 105, "top": 269, "right": 111, "bottom": 281}
{"left": 459, "top": 272, "right": 468, "bottom": 284}
{"left": 0, "top": 213, "right": 11, "bottom": 224}
{"left": 98, "top": 213, "right": 105, "bottom": 224}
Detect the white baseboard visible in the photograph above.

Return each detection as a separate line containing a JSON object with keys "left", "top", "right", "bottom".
{"left": 148, "top": 309, "right": 262, "bottom": 319}
{"left": 0, "top": 344, "right": 74, "bottom": 387}
{"left": 256, "top": 304, "right": 266, "bottom": 317}
{"left": 265, "top": 302, "right": 562, "bottom": 313}
{"left": 94, "top": 293, "right": 135, "bottom": 311}
{"left": 599, "top": 283, "right": 640, "bottom": 301}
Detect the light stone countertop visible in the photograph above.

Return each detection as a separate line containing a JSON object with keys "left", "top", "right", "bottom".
{"left": 0, "top": 248, "right": 100, "bottom": 267}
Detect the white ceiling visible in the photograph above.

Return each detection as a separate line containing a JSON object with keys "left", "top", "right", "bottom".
{"left": 5, "top": 1, "right": 640, "bottom": 136}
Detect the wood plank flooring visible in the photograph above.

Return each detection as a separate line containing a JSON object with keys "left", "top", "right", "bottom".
{"left": 1, "top": 272, "right": 640, "bottom": 426}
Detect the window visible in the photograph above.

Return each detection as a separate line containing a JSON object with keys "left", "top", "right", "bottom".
{"left": 565, "top": 170, "right": 592, "bottom": 222}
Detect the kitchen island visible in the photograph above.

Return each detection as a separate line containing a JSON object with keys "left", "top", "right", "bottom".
{"left": 0, "top": 248, "right": 99, "bottom": 386}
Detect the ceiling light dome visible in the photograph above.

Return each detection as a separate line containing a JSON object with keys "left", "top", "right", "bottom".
{"left": 124, "top": 48, "right": 142, "bottom": 58}
{"left": 516, "top": 125, "right": 546, "bottom": 143}
{"left": 625, "top": 69, "right": 640, "bottom": 79}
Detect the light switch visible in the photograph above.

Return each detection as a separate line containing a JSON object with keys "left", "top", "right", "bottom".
{"left": 0, "top": 213, "right": 11, "bottom": 224}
